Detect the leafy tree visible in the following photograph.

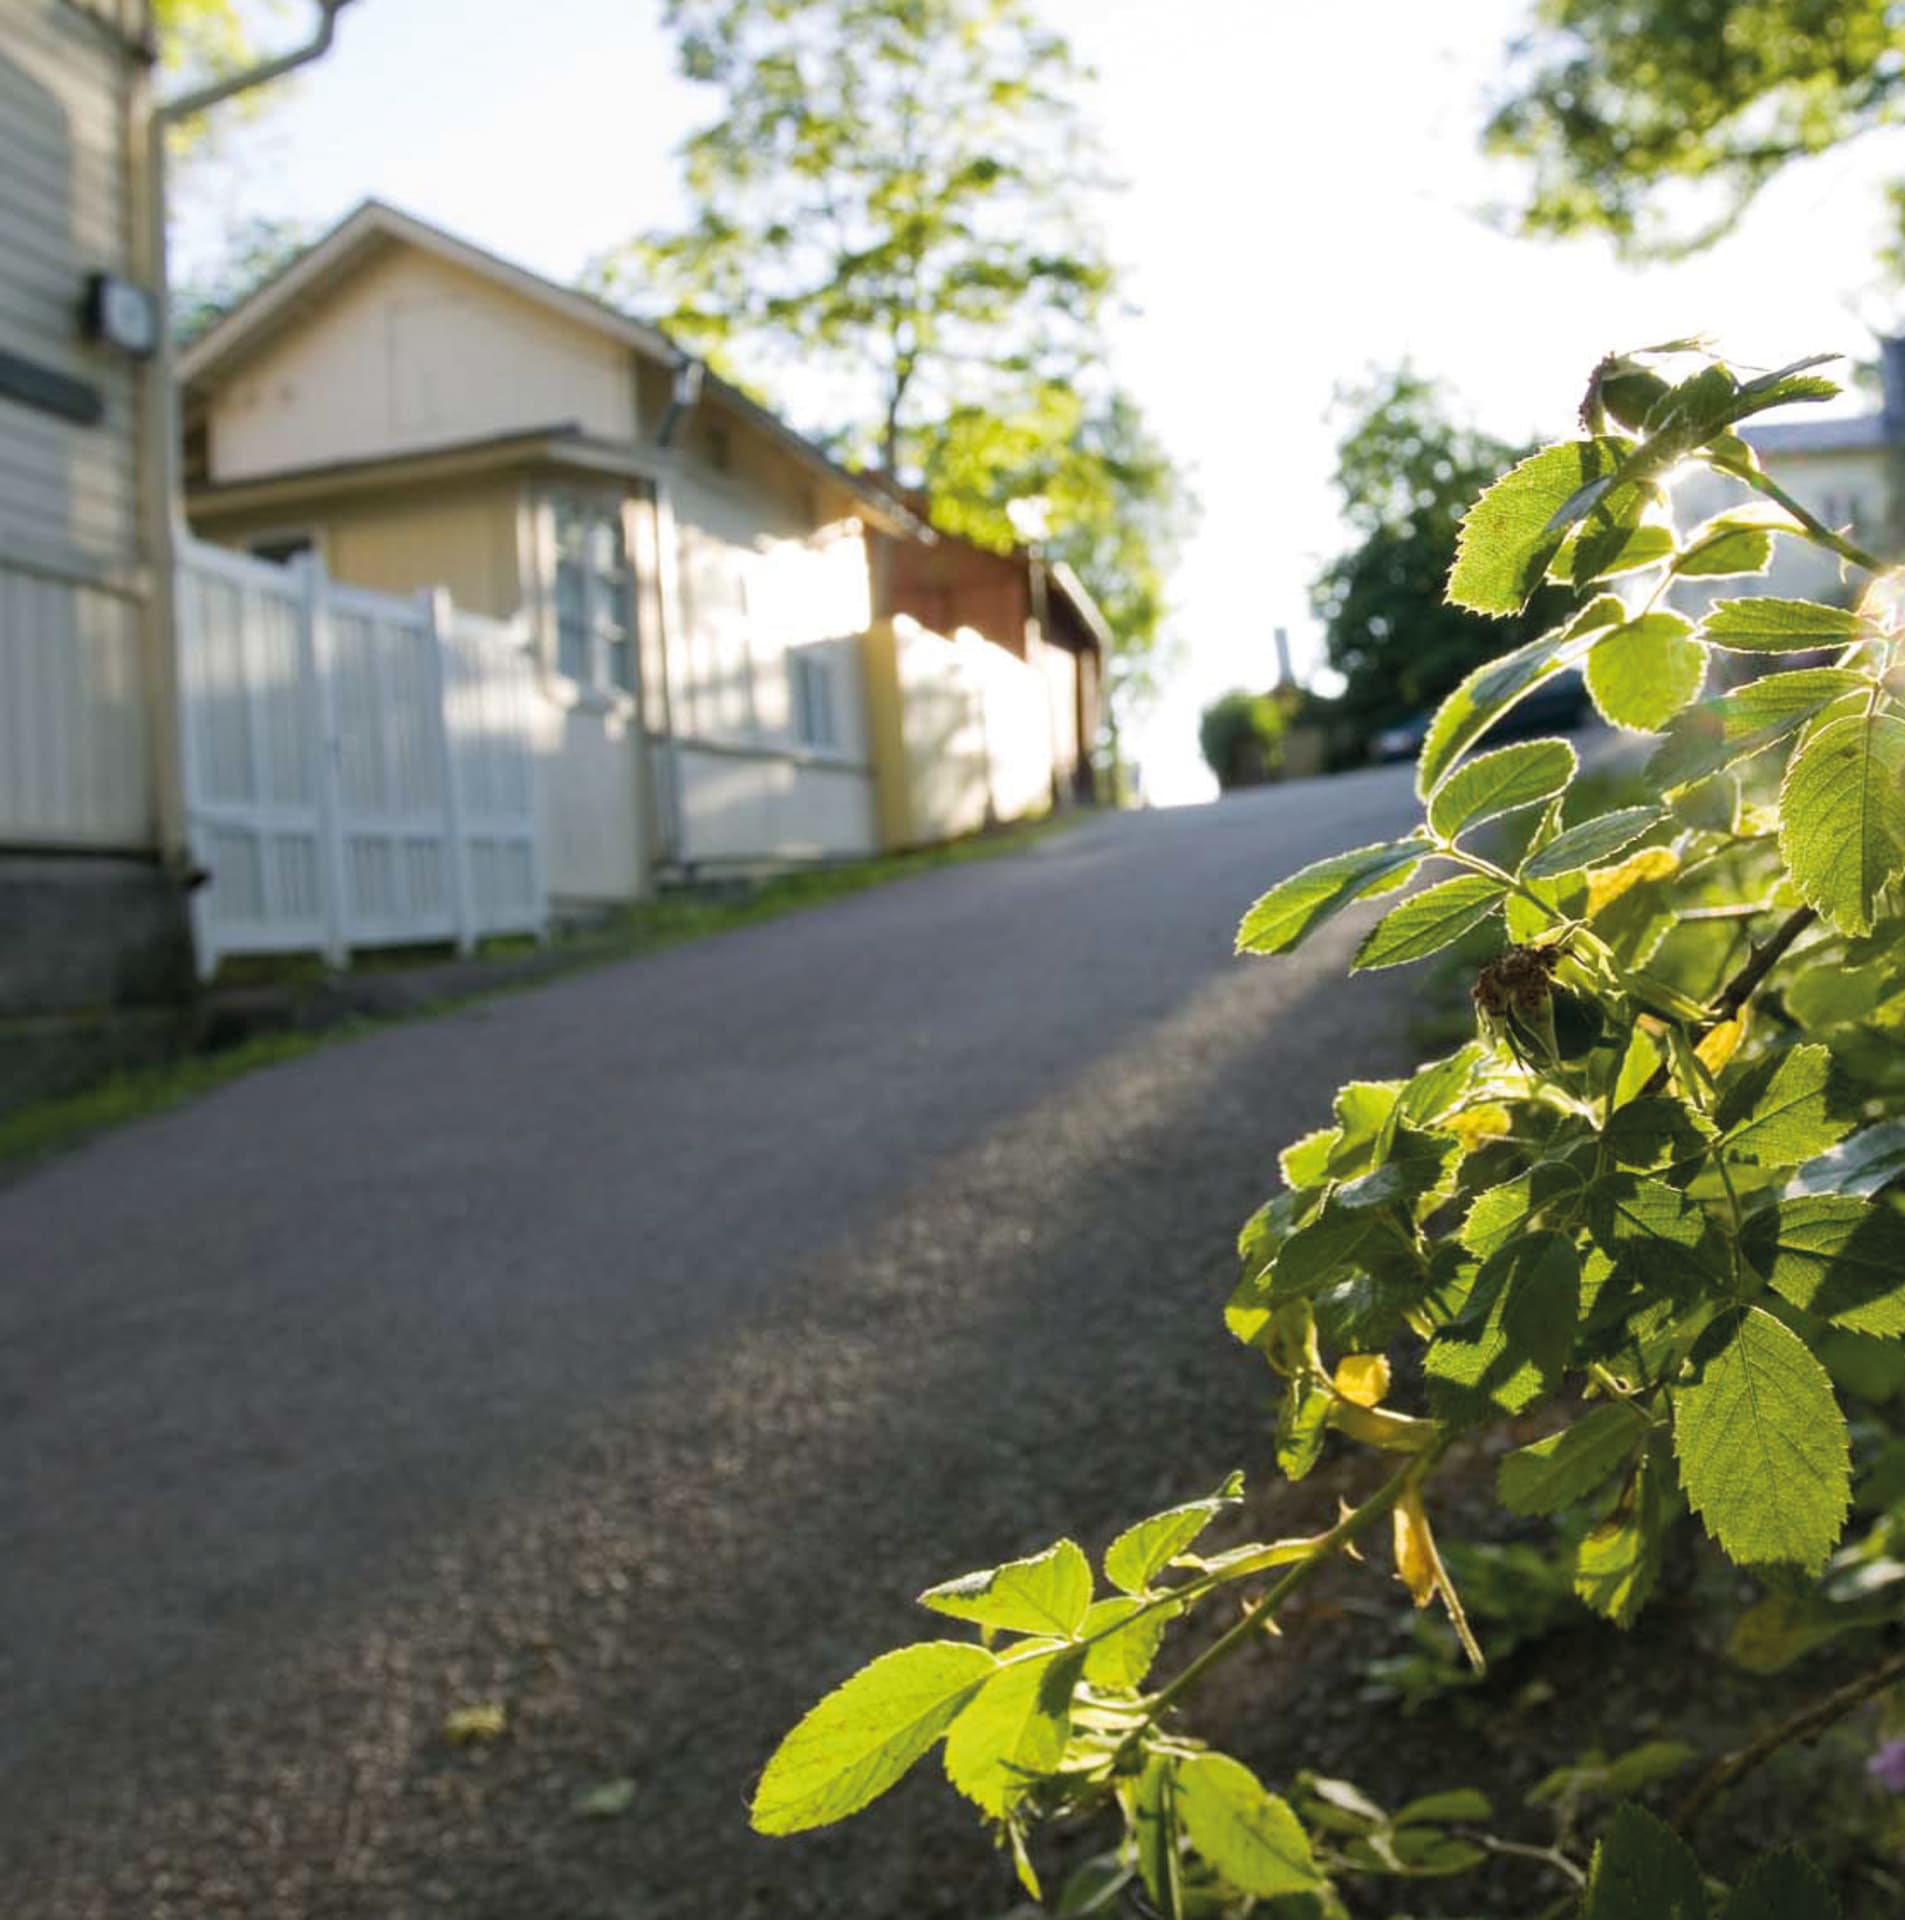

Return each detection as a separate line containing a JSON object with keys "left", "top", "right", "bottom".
{"left": 615, "top": 0, "right": 1113, "bottom": 476}
{"left": 1313, "top": 368, "right": 1569, "bottom": 743}
{"left": 1198, "top": 690, "right": 1284, "bottom": 791}
{"left": 751, "top": 342, "right": 1905, "bottom": 1914}
{"left": 618, "top": 0, "right": 1191, "bottom": 756}
{"left": 171, "top": 213, "right": 312, "bottom": 342}
{"left": 154, "top": 0, "right": 254, "bottom": 80}
{"left": 920, "top": 383, "right": 1197, "bottom": 746}
{"left": 1488, "top": 0, "right": 1905, "bottom": 256}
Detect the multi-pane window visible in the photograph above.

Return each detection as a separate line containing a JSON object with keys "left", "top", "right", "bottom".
{"left": 552, "top": 495, "right": 636, "bottom": 696}
{"left": 791, "top": 652, "right": 838, "bottom": 751}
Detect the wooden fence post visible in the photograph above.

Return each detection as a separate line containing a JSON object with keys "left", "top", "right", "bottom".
{"left": 304, "top": 552, "right": 351, "bottom": 969}
{"left": 425, "top": 587, "right": 479, "bottom": 956}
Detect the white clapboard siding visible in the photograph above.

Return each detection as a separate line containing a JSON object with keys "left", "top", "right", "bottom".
{"left": 176, "top": 539, "right": 546, "bottom": 975}
{"left": 0, "top": 0, "right": 143, "bottom": 563}
{"left": 0, "top": 562, "right": 152, "bottom": 847}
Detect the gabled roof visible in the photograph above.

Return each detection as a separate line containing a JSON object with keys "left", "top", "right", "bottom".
{"left": 178, "top": 199, "right": 677, "bottom": 389}
{"left": 177, "top": 199, "right": 926, "bottom": 537}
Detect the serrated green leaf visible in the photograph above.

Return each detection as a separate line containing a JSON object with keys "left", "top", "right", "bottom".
{"left": 1353, "top": 875, "right": 1505, "bottom": 971}
{"left": 1418, "top": 605, "right": 1612, "bottom": 796}
{"left": 1269, "top": 1202, "right": 1395, "bottom": 1298}
{"left": 1730, "top": 355, "right": 1841, "bottom": 421}
{"left": 920, "top": 1540, "right": 1093, "bottom": 1637}
{"left": 1575, "top": 1452, "right": 1669, "bottom": 1627}
{"left": 1522, "top": 806, "right": 1667, "bottom": 880}
{"left": 1717, "top": 1043, "right": 1854, "bottom": 1169}
{"left": 1236, "top": 841, "right": 1424, "bottom": 956}
{"left": 1176, "top": 1753, "right": 1322, "bottom": 1897}
{"left": 1332, "top": 1078, "right": 1404, "bottom": 1161}
{"left": 1717, "top": 1846, "right": 1840, "bottom": 1920}
{"left": 1601, "top": 1095, "right": 1715, "bottom": 1171}
{"left": 1427, "top": 739, "right": 1578, "bottom": 841}
{"left": 1105, "top": 1485, "right": 1238, "bottom": 1595}
{"left": 1673, "top": 518, "right": 1775, "bottom": 579}
{"left": 1557, "top": 518, "right": 1677, "bottom": 586}
{"left": 1460, "top": 1161, "right": 1586, "bottom": 1258}
{"left": 1499, "top": 1404, "right": 1648, "bottom": 1516}
{"left": 1237, "top": 1189, "right": 1303, "bottom": 1285}
{"left": 1449, "top": 437, "right": 1632, "bottom": 615}
{"left": 1397, "top": 1043, "right": 1487, "bottom": 1124}
{"left": 1744, "top": 1196, "right": 1905, "bottom": 1336}
{"left": 751, "top": 1641, "right": 997, "bottom": 1834}
{"left": 1333, "top": 1122, "right": 1460, "bottom": 1209}
{"left": 1584, "top": 1174, "right": 1721, "bottom": 1296}
{"left": 944, "top": 1646, "right": 1083, "bottom": 1815}
{"left": 1779, "top": 711, "right": 1905, "bottom": 935}
{"left": 1586, "top": 613, "right": 1707, "bottom": 731}
{"left": 1426, "top": 1232, "right": 1580, "bottom": 1423}
{"left": 1275, "top": 1372, "right": 1333, "bottom": 1481}
{"left": 1582, "top": 1803, "right": 1707, "bottom": 1920}
{"left": 1701, "top": 598, "right": 1877, "bottom": 653}
{"left": 1279, "top": 1127, "right": 1336, "bottom": 1190}
{"left": 1673, "top": 1306, "right": 1850, "bottom": 1572}
{"left": 1646, "top": 667, "right": 1867, "bottom": 790}
{"left": 1079, "top": 1597, "right": 1173, "bottom": 1690}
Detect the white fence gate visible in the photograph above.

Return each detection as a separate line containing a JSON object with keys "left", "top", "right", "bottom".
{"left": 176, "top": 538, "right": 546, "bottom": 977}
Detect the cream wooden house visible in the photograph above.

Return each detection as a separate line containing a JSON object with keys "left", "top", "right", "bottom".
{"left": 179, "top": 201, "right": 929, "bottom": 910}
{"left": 1, "top": 0, "right": 196, "bottom": 1031}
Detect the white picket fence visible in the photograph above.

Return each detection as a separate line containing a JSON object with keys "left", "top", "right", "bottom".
{"left": 176, "top": 538, "right": 546, "bottom": 977}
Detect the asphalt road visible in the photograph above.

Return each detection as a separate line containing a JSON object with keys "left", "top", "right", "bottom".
{"left": 1, "top": 766, "right": 1430, "bottom": 1919}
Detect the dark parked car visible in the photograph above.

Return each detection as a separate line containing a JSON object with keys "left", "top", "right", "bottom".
{"left": 1370, "top": 667, "right": 1589, "bottom": 763}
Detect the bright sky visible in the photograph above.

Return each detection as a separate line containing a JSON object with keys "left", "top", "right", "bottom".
{"left": 178, "top": 0, "right": 1904, "bottom": 802}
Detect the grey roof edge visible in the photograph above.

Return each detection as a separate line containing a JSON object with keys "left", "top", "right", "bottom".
{"left": 1743, "top": 412, "right": 1896, "bottom": 454}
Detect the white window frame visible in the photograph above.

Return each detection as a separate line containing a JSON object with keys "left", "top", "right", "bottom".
{"left": 544, "top": 491, "right": 638, "bottom": 708}
{"left": 790, "top": 650, "right": 841, "bottom": 755}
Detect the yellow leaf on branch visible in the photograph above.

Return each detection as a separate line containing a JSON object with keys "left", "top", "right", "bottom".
{"left": 1333, "top": 1354, "right": 1391, "bottom": 1407}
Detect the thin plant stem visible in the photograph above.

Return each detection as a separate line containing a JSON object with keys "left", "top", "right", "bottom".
{"left": 1123, "top": 1442, "right": 1450, "bottom": 1754}
{"left": 1726, "top": 463, "right": 1888, "bottom": 576}
{"left": 1640, "top": 904, "right": 1817, "bottom": 1099}
{"left": 1676, "top": 1649, "right": 1905, "bottom": 1829}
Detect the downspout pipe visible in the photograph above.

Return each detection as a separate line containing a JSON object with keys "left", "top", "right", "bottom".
{"left": 143, "top": 0, "right": 361, "bottom": 865}
{"left": 648, "top": 357, "right": 704, "bottom": 872}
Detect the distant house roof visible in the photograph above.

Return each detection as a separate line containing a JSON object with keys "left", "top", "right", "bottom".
{"left": 178, "top": 198, "right": 924, "bottom": 538}
{"left": 1743, "top": 336, "right": 1905, "bottom": 456}
{"left": 1047, "top": 559, "right": 1114, "bottom": 656}
{"left": 1745, "top": 413, "right": 1895, "bottom": 455}
{"left": 177, "top": 199, "right": 676, "bottom": 385}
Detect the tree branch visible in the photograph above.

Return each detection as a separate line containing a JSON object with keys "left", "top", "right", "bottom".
{"left": 1675, "top": 1648, "right": 1905, "bottom": 1829}
{"left": 1640, "top": 904, "right": 1817, "bottom": 1097}
{"left": 1704, "top": 904, "right": 1817, "bottom": 1029}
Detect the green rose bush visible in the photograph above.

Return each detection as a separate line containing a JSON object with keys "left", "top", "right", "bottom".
{"left": 750, "top": 345, "right": 1905, "bottom": 1918}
